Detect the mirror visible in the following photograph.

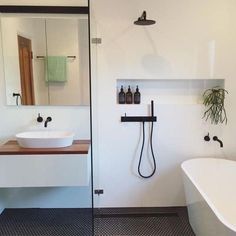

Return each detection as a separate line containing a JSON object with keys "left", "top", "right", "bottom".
{"left": 1, "top": 13, "right": 89, "bottom": 106}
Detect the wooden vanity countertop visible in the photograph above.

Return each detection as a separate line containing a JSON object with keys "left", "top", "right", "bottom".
{"left": 0, "top": 140, "right": 90, "bottom": 155}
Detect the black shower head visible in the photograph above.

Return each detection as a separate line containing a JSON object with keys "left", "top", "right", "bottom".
{"left": 134, "top": 11, "right": 156, "bottom": 26}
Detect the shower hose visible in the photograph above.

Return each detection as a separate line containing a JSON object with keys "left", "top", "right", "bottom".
{"left": 138, "top": 121, "right": 157, "bottom": 178}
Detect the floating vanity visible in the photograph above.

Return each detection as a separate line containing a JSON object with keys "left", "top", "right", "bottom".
{"left": 0, "top": 140, "right": 91, "bottom": 188}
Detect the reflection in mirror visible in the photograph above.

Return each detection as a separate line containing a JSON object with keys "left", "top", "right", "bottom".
{"left": 1, "top": 15, "right": 89, "bottom": 106}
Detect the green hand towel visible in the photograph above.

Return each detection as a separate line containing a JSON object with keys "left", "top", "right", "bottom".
{"left": 45, "top": 56, "right": 67, "bottom": 82}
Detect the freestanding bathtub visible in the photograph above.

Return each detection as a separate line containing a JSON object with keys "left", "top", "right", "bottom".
{"left": 182, "top": 158, "right": 236, "bottom": 236}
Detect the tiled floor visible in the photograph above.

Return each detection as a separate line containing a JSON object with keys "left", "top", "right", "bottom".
{"left": 94, "top": 207, "right": 195, "bottom": 236}
{"left": 0, "top": 209, "right": 93, "bottom": 236}
{"left": 0, "top": 208, "right": 195, "bottom": 236}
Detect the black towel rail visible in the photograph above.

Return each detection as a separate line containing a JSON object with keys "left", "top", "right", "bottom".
{"left": 36, "top": 56, "right": 76, "bottom": 59}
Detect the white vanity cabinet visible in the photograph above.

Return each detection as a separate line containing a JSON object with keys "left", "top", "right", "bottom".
{"left": 0, "top": 140, "right": 91, "bottom": 187}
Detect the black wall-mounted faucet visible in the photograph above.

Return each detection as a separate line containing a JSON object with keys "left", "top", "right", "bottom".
{"left": 13, "top": 93, "right": 22, "bottom": 106}
{"left": 44, "top": 117, "right": 52, "bottom": 128}
{"left": 213, "top": 136, "right": 223, "bottom": 148}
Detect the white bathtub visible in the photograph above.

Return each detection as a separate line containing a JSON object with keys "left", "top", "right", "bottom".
{"left": 182, "top": 158, "right": 236, "bottom": 236}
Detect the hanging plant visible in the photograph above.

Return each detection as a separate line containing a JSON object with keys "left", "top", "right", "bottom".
{"left": 202, "top": 86, "right": 228, "bottom": 125}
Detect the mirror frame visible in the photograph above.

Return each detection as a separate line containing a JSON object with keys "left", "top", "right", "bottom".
{"left": 0, "top": 6, "right": 89, "bottom": 14}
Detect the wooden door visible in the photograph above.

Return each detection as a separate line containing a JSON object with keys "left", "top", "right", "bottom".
{"left": 18, "top": 35, "right": 35, "bottom": 105}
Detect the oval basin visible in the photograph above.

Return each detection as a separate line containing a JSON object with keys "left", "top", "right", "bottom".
{"left": 16, "top": 131, "right": 74, "bottom": 148}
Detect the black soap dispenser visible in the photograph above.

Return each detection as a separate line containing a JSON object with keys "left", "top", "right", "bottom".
{"left": 125, "top": 86, "right": 133, "bottom": 104}
{"left": 134, "top": 86, "right": 141, "bottom": 104}
{"left": 118, "top": 86, "right": 125, "bottom": 104}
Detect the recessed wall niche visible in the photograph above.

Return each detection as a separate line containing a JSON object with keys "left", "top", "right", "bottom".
{"left": 117, "top": 79, "right": 225, "bottom": 105}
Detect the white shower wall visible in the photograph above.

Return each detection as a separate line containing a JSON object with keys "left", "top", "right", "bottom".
{"left": 91, "top": 0, "right": 236, "bottom": 207}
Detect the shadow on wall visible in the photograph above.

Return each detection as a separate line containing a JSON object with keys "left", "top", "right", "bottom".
{"left": 142, "top": 53, "right": 171, "bottom": 74}
{"left": 141, "top": 28, "right": 171, "bottom": 74}
{"left": 0, "top": 187, "right": 91, "bottom": 209}
{"left": 0, "top": 188, "right": 58, "bottom": 209}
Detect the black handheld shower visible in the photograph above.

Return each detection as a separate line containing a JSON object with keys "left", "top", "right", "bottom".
{"left": 121, "top": 101, "right": 157, "bottom": 178}
{"left": 134, "top": 11, "right": 156, "bottom": 26}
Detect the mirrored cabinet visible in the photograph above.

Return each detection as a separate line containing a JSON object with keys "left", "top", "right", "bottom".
{"left": 1, "top": 12, "right": 89, "bottom": 106}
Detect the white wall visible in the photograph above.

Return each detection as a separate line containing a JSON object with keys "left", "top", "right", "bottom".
{"left": 46, "top": 18, "right": 89, "bottom": 106}
{"left": 31, "top": 18, "right": 49, "bottom": 105}
{"left": 0, "top": 0, "right": 91, "bottom": 211}
{"left": 91, "top": 0, "right": 236, "bottom": 208}
{"left": 78, "top": 18, "right": 90, "bottom": 105}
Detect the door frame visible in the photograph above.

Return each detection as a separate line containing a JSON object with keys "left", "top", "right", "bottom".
{"left": 18, "top": 35, "right": 35, "bottom": 105}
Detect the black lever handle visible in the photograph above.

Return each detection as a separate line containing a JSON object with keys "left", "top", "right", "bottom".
{"left": 37, "top": 113, "right": 43, "bottom": 123}
{"left": 204, "top": 133, "right": 210, "bottom": 142}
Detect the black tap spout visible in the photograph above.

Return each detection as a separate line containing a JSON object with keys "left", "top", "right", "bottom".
{"left": 213, "top": 136, "right": 223, "bottom": 148}
{"left": 44, "top": 117, "right": 52, "bottom": 128}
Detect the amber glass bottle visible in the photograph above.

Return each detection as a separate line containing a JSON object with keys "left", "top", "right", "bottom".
{"left": 134, "top": 86, "right": 141, "bottom": 104}
{"left": 118, "top": 86, "right": 125, "bottom": 104}
{"left": 125, "top": 86, "right": 133, "bottom": 104}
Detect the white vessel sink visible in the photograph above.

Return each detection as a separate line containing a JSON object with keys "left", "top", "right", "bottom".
{"left": 16, "top": 131, "right": 74, "bottom": 148}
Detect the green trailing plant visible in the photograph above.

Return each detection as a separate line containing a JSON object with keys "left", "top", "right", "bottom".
{"left": 202, "top": 86, "right": 228, "bottom": 125}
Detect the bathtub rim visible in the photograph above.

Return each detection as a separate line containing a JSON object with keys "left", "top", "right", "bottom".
{"left": 181, "top": 157, "right": 236, "bottom": 233}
